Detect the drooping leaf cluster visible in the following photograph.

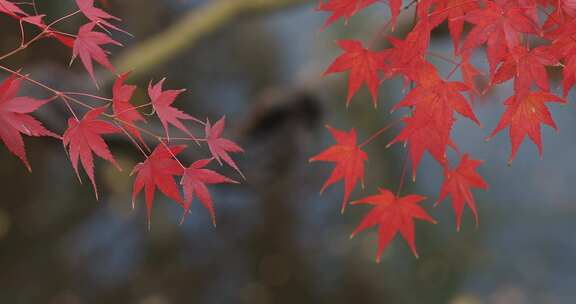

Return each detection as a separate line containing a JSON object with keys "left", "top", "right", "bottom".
{"left": 314, "top": 0, "right": 572, "bottom": 260}
{"left": 0, "top": 0, "right": 243, "bottom": 227}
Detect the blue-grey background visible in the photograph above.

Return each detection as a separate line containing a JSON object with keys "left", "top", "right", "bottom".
{"left": 0, "top": 1, "right": 574, "bottom": 303}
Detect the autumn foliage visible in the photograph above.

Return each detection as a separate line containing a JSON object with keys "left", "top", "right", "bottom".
{"left": 0, "top": 0, "right": 243, "bottom": 227}
{"left": 313, "top": 0, "right": 573, "bottom": 260}
{"left": 1, "top": 0, "right": 573, "bottom": 263}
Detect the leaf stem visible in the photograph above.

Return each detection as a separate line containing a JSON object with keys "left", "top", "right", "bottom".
{"left": 0, "top": 64, "right": 202, "bottom": 165}
{"left": 359, "top": 119, "right": 400, "bottom": 148}
{"left": 61, "top": 91, "right": 113, "bottom": 102}
{"left": 396, "top": 155, "right": 409, "bottom": 197}
{"left": 427, "top": 51, "right": 460, "bottom": 66}
{"left": 0, "top": 10, "right": 80, "bottom": 62}
{"left": 115, "top": 122, "right": 149, "bottom": 158}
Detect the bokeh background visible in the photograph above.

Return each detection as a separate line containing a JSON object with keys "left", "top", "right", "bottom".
{"left": 0, "top": 0, "right": 575, "bottom": 303}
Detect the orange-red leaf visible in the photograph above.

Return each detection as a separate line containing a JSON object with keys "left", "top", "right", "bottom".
{"left": 390, "top": 72, "right": 478, "bottom": 177}
{"left": 421, "top": 0, "right": 480, "bottom": 52}
{"left": 491, "top": 46, "right": 557, "bottom": 93}
{"left": 436, "top": 154, "right": 488, "bottom": 231}
{"left": 488, "top": 91, "right": 565, "bottom": 163}
{"left": 324, "top": 40, "right": 388, "bottom": 107}
{"left": 390, "top": 114, "right": 456, "bottom": 178}
{"left": 310, "top": 126, "right": 367, "bottom": 212}
{"left": 392, "top": 78, "right": 480, "bottom": 125}
{"left": 461, "top": 0, "right": 539, "bottom": 72}
{"left": 385, "top": 21, "right": 431, "bottom": 82}
{"left": 317, "top": 0, "right": 378, "bottom": 28}
{"left": 351, "top": 188, "right": 436, "bottom": 261}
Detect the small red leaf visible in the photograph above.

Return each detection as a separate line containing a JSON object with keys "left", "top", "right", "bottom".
{"left": 351, "top": 188, "right": 436, "bottom": 261}
{"left": 390, "top": 72, "right": 478, "bottom": 177}
{"left": 0, "top": 75, "right": 59, "bottom": 171}
{"left": 181, "top": 158, "right": 237, "bottom": 226}
{"left": 422, "top": 0, "right": 480, "bottom": 52}
{"left": 63, "top": 107, "right": 121, "bottom": 199}
{"left": 461, "top": 0, "right": 539, "bottom": 73}
{"left": 148, "top": 79, "right": 199, "bottom": 141}
{"left": 76, "top": 0, "right": 124, "bottom": 33}
{"left": 72, "top": 22, "right": 121, "bottom": 85}
{"left": 317, "top": 0, "right": 378, "bottom": 28}
{"left": 324, "top": 40, "right": 387, "bottom": 107}
{"left": 131, "top": 144, "right": 186, "bottom": 226}
{"left": 205, "top": 117, "right": 244, "bottom": 178}
{"left": 488, "top": 91, "right": 565, "bottom": 163}
{"left": 436, "top": 154, "right": 488, "bottom": 231}
{"left": 112, "top": 72, "right": 147, "bottom": 148}
{"left": 491, "top": 46, "right": 557, "bottom": 93}
{"left": 310, "top": 126, "right": 368, "bottom": 212}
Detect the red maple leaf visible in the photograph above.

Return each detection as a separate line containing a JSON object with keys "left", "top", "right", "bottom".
{"left": 148, "top": 79, "right": 199, "bottom": 141}
{"left": 181, "top": 158, "right": 238, "bottom": 226}
{"left": 63, "top": 107, "right": 121, "bottom": 199}
{"left": 545, "top": 22, "right": 576, "bottom": 95}
{"left": 112, "top": 72, "right": 147, "bottom": 148}
{"left": 390, "top": 71, "right": 479, "bottom": 177}
{"left": 390, "top": 114, "right": 457, "bottom": 178}
{"left": 76, "top": 0, "right": 124, "bottom": 33}
{"left": 205, "top": 117, "right": 244, "bottom": 178}
{"left": 421, "top": 0, "right": 480, "bottom": 52}
{"left": 392, "top": 77, "right": 480, "bottom": 125}
{"left": 491, "top": 46, "right": 557, "bottom": 93}
{"left": 131, "top": 144, "right": 186, "bottom": 226}
{"left": 488, "top": 91, "right": 565, "bottom": 162}
{"left": 436, "top": 154, "right": 488, "bottom": 231}
{"left": 72, "top": 22, "right": 121, "bottom": 85}
{"left": 461, "top": 0, "right": 539, "bottom": 72}
{"left": 309, "top": 126, "right": 368, "bottom": 212}
{"left": 317, "top": 0, "right": 378, "bottom": 28}
{"left": 0, "top": 75, "right": 59, "bottom": 171}
{"left": 351, "top": 188, "right": 436, "bottom": 261}
{"left": 0, "top": 0, "right": 27, "bottom": 17}
{"left": 384, "top": 20, "right": 431, "bottom": 82}
{"left": 323, "top": 40, "right": 388, "bottom": 107}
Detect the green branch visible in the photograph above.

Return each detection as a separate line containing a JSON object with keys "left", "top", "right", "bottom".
{"left": 113, "top": 0, "right": 310, "bottom": 78}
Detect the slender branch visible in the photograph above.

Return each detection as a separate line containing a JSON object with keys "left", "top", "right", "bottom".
{"left": 427, "top": 51, "right": 461, "bottom": 66}
{"left": 0, "top": 64, "right": 202, "bottom": 150}
{"left": 113, "top": 0, "right": 309, "bottom": 78}
{"left": 359, "top": 120, "right": 400, "bottom": 148}
{"left": 396, "top": 155, "right": 409, "bottom": 196}
{"left": 0, "top": 10, "right": 79, "bottom": 61}
{"left": 116, "top": 121, "right": 149, "bottom": 158}
{"left": 61, "top": 91, "right": 113, "bottom": 102}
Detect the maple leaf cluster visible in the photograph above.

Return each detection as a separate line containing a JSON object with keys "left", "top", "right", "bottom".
{"left": 0, "top": 0, "right": 243, "bottom": 227}
{"left": 314, "top": 0, "right": 573, "bottom": 261}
